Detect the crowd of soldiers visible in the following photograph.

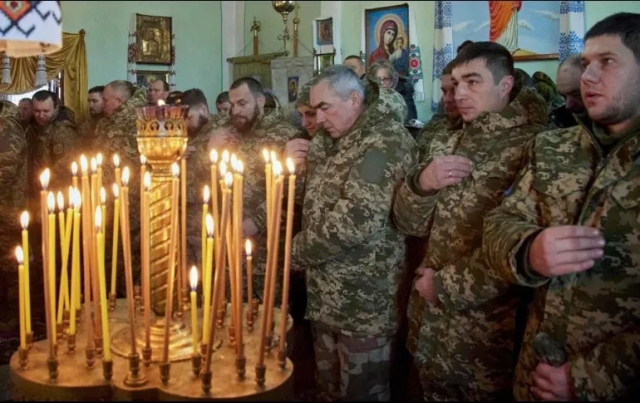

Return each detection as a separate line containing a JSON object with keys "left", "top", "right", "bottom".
{"left": 0, "top": 11, "right": 638, "bottom": 402}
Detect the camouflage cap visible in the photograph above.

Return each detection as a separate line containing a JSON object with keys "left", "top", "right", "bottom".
{"left": 0, "top": 100, "right": 19, "bottom": 119}
{"left": 296, "top": 83, "right": 311, "bottom": 107}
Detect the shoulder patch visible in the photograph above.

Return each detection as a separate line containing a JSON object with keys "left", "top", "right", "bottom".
{"left": 358, "top": 148, "right": 388, "bottom": 184}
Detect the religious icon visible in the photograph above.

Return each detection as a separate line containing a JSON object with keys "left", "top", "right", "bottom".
{"left": 365, "top": 4, "right": 410, "bottom": 77}
{"left": 135, "top": 14, "right": 173, "bottom": 65}
{"left": 315, "top": 18, "right": 333, "bottom": 46}
{"left": 287, "top": 77, "right": 299, "bottom": 103}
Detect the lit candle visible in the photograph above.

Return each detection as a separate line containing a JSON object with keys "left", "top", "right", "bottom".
{"left": 263, "top": 149, "right": 272, "bottom": 252}
{"left": 79, "top": 155, "right": 95, "bottom": 355}
{"left": 245, "top": 239, "right": 253, "bottom": 309}
{"left": 16, "top": 246, "right": 26, "bottom": 350}
{"left": 209, "top": 150, "right": 219, "bottom": 242}
{"left": 65, "top": 187, "right": 74, "bottom": 308}
{"left": 40, "top": 170, "right": 54, "bottom": 359}
{"left": 234, "top": 160, "right": 245, "bottom": 358}
{"left": 96, "top": 153, "right": 103, "bottom": 196}
{"left": 71, "top": 162, "right": 79, "bottom": 191}
{"left": 69, "top": 189, "right": 81, "bottom": 337}
{"left": 47, "top": 192, "right": 57, "bottom": 353}
{"left": 20, "top": 212, "right": 31, "bottom": 339}
{"left": 218, "top": 161, "right": 228, "bottom": 311}
{"left": 142, "top": 172, "right": 152, "bottom": 351}
{"left": 201, "top": 185, "right": 210, "bottom": 281}
{"left": 110, "top": 184, "right": 120, "bottom": 300}
{"left": 95, "top": 207, "right": 111, "bottom": 361}
{"left": 120, "top": 167, "right": 137, "bottom": 355}
{"left": 202, "top": 214, "right": 214, "bottom": 344}
{"left": 278, "top": 159, "right": 296, "bottom": 357}
{"left": 100, "top": 187, "right": 107, "bottom": 254}
{"left": 162, "top": 163, "right": 181, "bottom": 364}
{"left": 56, "top": 191, "right": 68, "bottom": 327}
{"left": 190, "top": 266, "right": 199, "bottom": 354}
{"left": 113, "top": 154, "right": 121, "bottom": 190}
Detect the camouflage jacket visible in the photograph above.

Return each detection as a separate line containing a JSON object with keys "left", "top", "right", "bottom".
{"left": 392, "top": 88, "right": 547, "bottom": 391}
{"left": 0, "top": 106, "right": 28, "bottom": 230}
{"left": 415, "top": 117, "right": 462, "bottom": 159}
{"left": 77, "top": 113, "right": 104, "bottom": 153}
{"left": 26, "top": 106, "right": 78, "bottom": 222}
{"left": 482, "top": 116, "right": 640, "bottom": 400}
{"left": 212, "top": 109, "right": 301, "bottom": 288}
{"left": 290, "top": 80, "right": 417, "bottom": 336}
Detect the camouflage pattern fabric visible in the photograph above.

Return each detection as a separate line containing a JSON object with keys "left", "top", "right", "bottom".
{"left": 532, "top": 71, "right": 565, "bottom": 111}
{"left": 290, "top": 78, "right": 417, "bottom": 337}
{"left": 25, "top": 106, "right": 78, "bottom": 224}
{"left": 91, "top": 88, "right": 147, "bottom": 296}
{"left": 211, "top": 108, "right": 301, "bottom": 304}
{"left": 0, "top": 106, "right": 29, "bottom": 304}
{"left": 77, "top": 113, "right": 104, "bottom": 154}
{"left": 414, "top": 117, "right": 462, "bottom": 159}
{"left": 312, "top": 322, "right": 392, "bottom": 402}
{"left": 482, "top": 115, "right": 640, "bottom": 400}
{"left": 392, "top": 87, "right": 548, "bottom": 398}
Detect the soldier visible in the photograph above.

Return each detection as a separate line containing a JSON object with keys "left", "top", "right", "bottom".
{"left": 550, "top": 53, "right": 585, "bottom": 128}
{"left": 415, "top": 60, "right": 461, "bottom": 158}
{"left": 147, "top": 78, "right": 169, "bottom": 105}
{"left": 209, "top": 77, "right": 301, "bottom": 304}
{"left": 392, "top": 42, "right": 548, "bottom": 400}
{"left": 93, "top": 80, "right": 147, "bottom": 296}
{"left": 481, "top": 13, "right": 640, "bottom": 400}
{"left": 215, "top": 91, "right": 230, "bottom": 116}
{"left": 18, "top": 97, "right": 33, "bottom": 131}
{"left": 78, "top": 85, "right": 105, "bottom": 151}
{"left": 285, "top": 65, "right": 416, "bottom": 401}
{"left": 0, "top": 101, "right": 29, "bottom": 311}
{"left": 343, "top": 55, "right": 367, "bottom": 79}
{"left": 172, "top": 88, "right": 225, "bottom": 266}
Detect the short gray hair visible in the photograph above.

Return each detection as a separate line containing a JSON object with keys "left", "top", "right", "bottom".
{"left": 559, "top": 53, "right": 582, "bottom": 70}
{"left": 106, "top": 80, "right": 134, "bottom": 101}
{"left": 310, "top": 65, "right": 365, "bottom": 101}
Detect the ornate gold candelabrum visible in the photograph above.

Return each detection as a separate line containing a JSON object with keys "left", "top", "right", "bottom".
{"left": 272, "top": 1, "right": 296, "bottom": 56}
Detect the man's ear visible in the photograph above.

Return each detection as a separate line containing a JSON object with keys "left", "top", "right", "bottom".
{"left": 257, "top": 94, "right": 266, "bottom": 108}
{"left": 500, "top": 75, "right": 515, "bottom": 98}
{"left": 349, "top": 91, "right": 363, "bottom": 109}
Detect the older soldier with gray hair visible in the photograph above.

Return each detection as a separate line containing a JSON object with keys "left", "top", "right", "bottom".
{"left": 289, "top": 65, "right": 416, "bottom": 401}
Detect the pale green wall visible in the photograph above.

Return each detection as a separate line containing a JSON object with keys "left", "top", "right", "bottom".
{"left": 61, "top": 1, "right": 223, "bottom": 106}
{"left": 243, "top": 1, "right": 321, "bottom": 57}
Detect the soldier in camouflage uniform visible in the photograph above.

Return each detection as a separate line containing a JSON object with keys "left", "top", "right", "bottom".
{"left": 77, "top": 86, "right": 105, "bottom": 152}
{"left": 0, "top": 101, "right": 29, "bottom": 309}
{"left": 209, "top": 77, "right": 301, "bottom": 304}
{"left": 287, "top": 65, "right": 416, "bottom": 401}
{"left": 170, "top": 88, "right": 226, "bottom": 267}
{"left": 392, "top": 42, "right": 548, "bottom": 400}
{"left": 92, "top": 80, "right": 147, "bottom": 296}
{"left": 26, "top": 91, "right": 78, "bottom": 223}
{"left": 550, "top": 53, "right": 585, "bottom": 129}
{"left": 479, "top": 13, "right": 640, "bottom": 400}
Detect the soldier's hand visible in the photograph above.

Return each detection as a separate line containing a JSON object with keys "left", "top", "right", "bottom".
{"left": 418, "top": 156, "right": 474, "bottom": 192}
{"left": 530, "top": 362, "right": 576, "bottom": 401}
{"left": 208, "top": 128, "right": 233, "bottom": 150}
{"left": 243, "top": 218, "right": 258, "bottom": 238}
{"left": 285, "top": 138, "right": 312, "bottom": 166}
{"left": 528, "top": 226, "right": 604, "bottom": 277}
{"left": 414, "top": 267, "right": 438, "bottom": 304}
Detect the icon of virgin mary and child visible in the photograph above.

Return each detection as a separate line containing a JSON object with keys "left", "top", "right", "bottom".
{"left": 368, "top": 19, "right": 409, "bottom": 77}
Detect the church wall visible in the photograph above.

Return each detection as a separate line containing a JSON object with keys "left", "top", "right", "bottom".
{"left": 61, "top": 1, "right": 223, "bottom": 107}
{"left": 243, "top": 1, "right": 321, "bottom": 58}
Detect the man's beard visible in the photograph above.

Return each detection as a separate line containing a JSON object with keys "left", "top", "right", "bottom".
{"left": 231, "top": 104, "right": 260, "bottom": 134}
{"left": 188, "top": 114, "right": 208, "bottom": 138}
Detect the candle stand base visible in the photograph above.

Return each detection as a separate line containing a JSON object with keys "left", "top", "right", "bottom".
{"left": 18, "top": 347, "right": 28, "bottom": 370}
{"left": 26, "top": 332, "right": 33, "bottom": 348}
{"left": 103, "top": 360, "right": 113, "bottom": 381}
{"left": 67, "top": 334, "right": 76, "bottom": 354}
{"left": 10, "top": 300, "right": 293, "bottom": 401}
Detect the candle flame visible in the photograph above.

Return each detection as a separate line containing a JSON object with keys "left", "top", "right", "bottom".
{"left": 113, "top": 154, "right": 120, "bottom": 168}
{"left": 270, "top": 151, "right": 277, "bottom": 165}
{"left": 286, "top": 158, "right": 295, "bottom": 175}
{"left": 140, "top": 155, "right": 147, "bottom": 166}
{"left": 189, "top": 266, "right": 198, "bottom": 290}
{"left": 224, "top": 172, "right": 233, "bottom": 187}
{"left": 73, "top": 188, "right": 82, "bottom": 208}
{"left": 245, "top": 239, "right": 252, "bottom": 256}
{"left": 210, "top": 149, "right": 218, "bottom": 163}
{"left": 222, "top": 150, "right": 230, "bottom": 163}
{"left": 143, "top": 171, "right": 151, "bottom": 191}
{"left": 203, "top": 185, "right": 210, "bottom": 203}
{"left": 100, "top": 187, "right": 106, "bottom": 205}
{"left": 56, "top": 191, "right": 64, "bottom": 211}
{"left": 113, "top": 183, "right": 119, "bottom": 199}
{"left": 263, "top": 149, "right": 270, "bottom": 163}
{"left": 96, "top": 153, "right": 103, "bottom": 167}
{"left": 231, "top": 153, "right": 238, "bottom": 168}
{"left": 273, "top": 160, "right": 283, "bottom": 177}
{"left": 205, "top": 213, "right": 214, "bottom": 237}
{"left": 20, "top": 211, "right": 29, "bottom": 229}
{"left": 95, "top": 206, "right": 102, "bottom": 231}
{"left": 122, "top": 167, "right": 130, "bottom": 186}
{"left": 157, "top": 100, "right": 166, "bottom": 106}
{"left": 80, "top": 155, "right": 88, "bottom": 174}
{"left": 71, "top": 161, "right": 78, "bottom": 176}
{"left": 237, "top": 161, "right": 244, "bottom": 174}
{"left": 15, "top": 246, "right": 23, "bottom": 265}
{"left": 171, "top": 162, "right": 180, "bottom": 177}
{"left": 40, "top": 169, "right": 50, "bottom": 190}
{"left": 90, "top": 157, "right": 97, "bottom": 174}
{"left": 219, "top": 161, "right": 227, "bottom": 177}
{"left": 47, "top": 192, "right": 55, "bottom": 213}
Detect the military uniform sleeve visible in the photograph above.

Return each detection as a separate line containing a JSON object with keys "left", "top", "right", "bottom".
{"left": 49, "top": 123, "right": 79, "bottom": 190}
{"left": 291, "top": 138, "right": 413, "bottom": 267}
{"left": 571, "top": 328, "right": 640, "bottom": 400}
{"left": 0, "top": 121, "right": 27, "bottom": 227}
{"left": 391, "top": 161, "right": 440, "bottom": 237}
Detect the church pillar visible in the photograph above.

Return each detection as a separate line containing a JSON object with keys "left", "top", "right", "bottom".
{"left": 319, "top": 1, "right": 342, "bottom": 63}
{"left": 221, "top": 1, "right": 246, "bottom": 91}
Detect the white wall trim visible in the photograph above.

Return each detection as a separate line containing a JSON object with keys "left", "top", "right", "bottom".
{"left": 221, "top": 1, "right": 246, "bottom": 91}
